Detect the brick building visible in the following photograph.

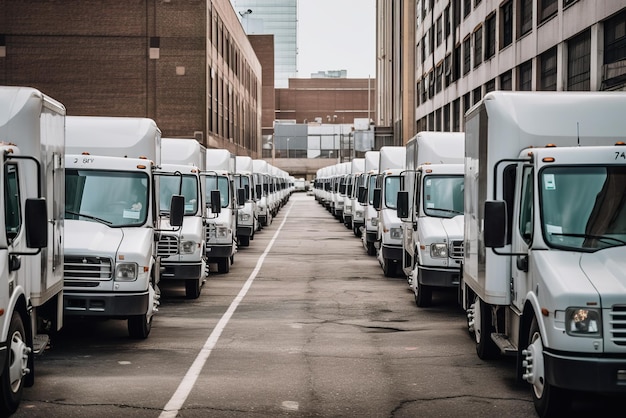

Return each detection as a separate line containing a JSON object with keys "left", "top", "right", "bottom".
{"left": 0, "top": 0, "right": 262, "bottom": 157}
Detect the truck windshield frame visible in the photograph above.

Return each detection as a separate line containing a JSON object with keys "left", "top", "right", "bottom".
{"left": 384, "top": 175, "right": 401, "bottom": 209}
{"left": 205, "top": 174, "right": 230, "bottom": 208}
{"left": 539, "top": 165, "right": 626, "bottom": 252}
{"left": 422, "top": 174, "right": 464, "bottom": 218}
{"left": 65, "top": 169, "right": 150, "bottom": 227}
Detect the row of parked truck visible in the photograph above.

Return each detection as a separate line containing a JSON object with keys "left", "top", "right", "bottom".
{"left": 0, "top": 85, "right": 294, "bottom": 415}
{"left": 313, "top": 91, "right": 626, "bottom": 417}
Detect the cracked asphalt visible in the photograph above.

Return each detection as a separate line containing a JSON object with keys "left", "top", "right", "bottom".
{"left": 13, "top": 193, "right": 619, "bottom": 417}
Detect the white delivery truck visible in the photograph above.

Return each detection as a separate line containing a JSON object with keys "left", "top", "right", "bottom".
{"left": 360, "top": 151, "right": 379, "bottom": 255}
{"left": 156, "top": 138, "right": 207, "bottom": 299}
{"left": 0, "top": 86, "right": 65, "bottom": 414}
{"left": 253, "top": 159, "right": 272, "bottom": 227}
{"left": 397, "top": 132, "right": 465, "bottom": 306}
{"left": 373, "top": 146, "right": 406, "bottom": 276}
{"left": 349, "top": 158, "right": 365, "bottom": 236}
{"left": 204, "top": 149, "right": 238, "bottom": 274}
{"left": 462, "top": 91, "right": 626, "bottom": 416}
{"left": 64, "top": 116, "right": 183, "bottom": 339}
{"left": 235, "top": 156, "right": 257, "bottom": 247}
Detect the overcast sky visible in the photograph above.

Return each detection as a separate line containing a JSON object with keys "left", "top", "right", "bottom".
{"left": 297, "top": 0, "right": 376, "bottom": 79}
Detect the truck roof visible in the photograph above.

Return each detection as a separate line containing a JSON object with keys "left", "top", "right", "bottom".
{"left": 206, "top": 148, "right": 235, "bottom": 173}
{"left": 66, "top": 116, "right": 161, "bottom": 164}
{"left": 379, "top": 146, "right": 406, "bottom": 171}
{"left": 162, "top": 138, "right": 205, "bottom": 170}
{"left": 236, "top": 155, "right": 253, "bottom": 173}
{"left": 406, "top": 131, "right": 464, "bottom": 168}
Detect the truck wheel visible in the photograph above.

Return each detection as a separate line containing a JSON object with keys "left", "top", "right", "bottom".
{"left": 239, "top": 235, "right": 250, "bottom": 247}
{"left": 217, "top": 258, "right": 230, "bottom": 274}
{"left": 128, "top": 314, "right": 152, "bottom": 339}
{"left": 382, "top": 258, "right": 394, "bottom": 277}
{"left": 353, "top": 226, "right": 361, "bottom": 237}
{"left": 0, "top": 313, "right": 28, "bottom": 415}
{"left": 185, "top": 278, "right": 201, "bottom": 299}
{"left": 415, "top": 282, "right": 432, "bottom": 307}
{"left": 474, "top": 296, "right": 498, "bottom": 359}
{"left": 366, "top": 242, "right": 376, "bottom": 256}
{"left": 525, "top": 317, "right": 569, "bottom": 417}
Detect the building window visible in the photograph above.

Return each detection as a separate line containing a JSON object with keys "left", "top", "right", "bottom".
{"left": 485, "top": 14, "right": 496, "bottom": 59}
{"left": 453, "top": 99, "right": 461, "bottom": 132}
{"left": 453, "top": 0, "right": 461, "bottom": 28}
{"left": 567, "top": 30, "right": 591, "bottom": 91}
{"left": 421, "top": 75, "right": 428, "bottom": 103}
{"left": 500, "top": 1, "right": 513, "bottom": 49}
{"left": 422, "top": 35, "right": 428, "bottom": 63}
{"left": 428, "top": 70, "right": 435, "bottom": 97}
{"left": 435, "top": 108, "right": 442, "bottom": 131}
{"left": 540, "top": 0, "right": 558, "bottom": 23}
{"left": 444, "top": 54, "right": 452, "bottom": 87}
{"left": 429, "top": 26, "right": 435, "bottom": 56}
{"left": 563, "top": 0, "right": 578, "bottom": 8}
{"left": 604, "top": 10, "right": 626, "bottom": 64}
{"left": 453, "top": 44, "right": 461, "bottom": 81}
{"left": 463, "top": 0, "right": 471, "bottom": 18}
{"left": 444, "top": 103, "right": 451, "bottom": 131}
{"left": 518, "top": 60, "right": 532, "bottom": 91}
{"left": 444, "top": 6, "right": 451, "bottom": 38}
{"left": 463, "top": 36, "right": 471, "bottom": 75}
{"left": 519, "top": 0, "right": 532, "bottom": 37}
{"left": 436, "top": 63, "right": 443, "bottom": 93}
{"left": 416, "top": 80, "right": 421, "bottom": 106}
{"left": 428, "top": 112, "right": 435, "bottom": 130}
{"left": 436, "top": 16, "right": 443, "bottom": 46}
{"left": 472, "top": 86, "right": 482, "bottom": 105}
{"left": 540, "top": 47, "right": 557, "bottom": 91}
{"left": 485, "top": 78, "right": 496, "bottom": 93}
{"left": 473, "top": 26, "right": 483, "bottom": 68}
{"left": 463, "top": 92, "right": 471, "bottom": 115}
{"left": 500, "top": 70, "right": 513, "bottom": 90}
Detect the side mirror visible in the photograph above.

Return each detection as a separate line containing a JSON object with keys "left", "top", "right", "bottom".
{"left": 339, "top": 184, "right": 346, "bottom": 194}
{"left": 244, "top": 184, "right": 250, "bottom": 200}
{"left": 358, "top": 186, "right": 366, "bottom": 204}
{"left": 237, "top": 188, "right": 246, "bottom": 206}
{"left": 25, "top": 198, "right": 48, "bottom": 248}
{"left": 484, "top": 200, "right": 507, "bottom": 248}
{"left": 256, "top": 184, "right": 262, "bottom": 199}
{"left": 347, "top": 184, "right": 353, "bottom": 196}
{"left": 373, "top": 188, "right": 382, "bottom": 211}
{"left": 169, "top": 195, "right": 184, "bottom": 227}
{"left": 397, "top": 191, "right": 409, "bottom": 219}
{"left": 210, "top": 190, "right": 222, "bottom": 214}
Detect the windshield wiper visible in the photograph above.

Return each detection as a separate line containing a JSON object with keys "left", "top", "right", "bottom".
{"left": 550, "top": 232, "right": 626, "bottom": 246}
{"left": 428, "top": 207, "right": 463, "bottom": 215}
{"left": 65, "top": 210, "right": 112, "bottom": 225}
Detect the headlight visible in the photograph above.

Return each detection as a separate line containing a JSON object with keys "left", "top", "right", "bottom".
{"left": 238, "top": 213, "right": 251, "bottom": 222}
{"left": 565, "top": 308, "right": 601, "bottom": 337}
{"left": 180, "top": 240, "right": 197, "bottom": 254}
{"left": 355, "top": 210, "right": 364, "bottom": 218}
{"left": 371, "top": 217, "right": 378, "bottom": 227}
{"left": 390, "top": 228, "right": 403, "bottom": 239}
{"left": 337, "top": 201, "right": 344, "bottom": 208}
{"left": 216, "top": 226, "right": 229, "bottom": 238}
{"left": 430, "top": 243, "right": 448, "bottom": 258}
{"left": 116, "top": 263, "right": 138, "bottom": 281}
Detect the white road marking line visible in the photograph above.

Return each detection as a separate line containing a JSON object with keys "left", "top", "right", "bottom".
{"left": 159, "top": 203, "right": 293, "bottom": 418}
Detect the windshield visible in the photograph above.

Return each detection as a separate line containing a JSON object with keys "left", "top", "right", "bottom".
{"left": 384, "top": 175, "right": 401, "bottom": 209}
{"left": 65, "top": 169, "right": 149, "bottom": 227}
{"left": 206, "top": 175, "right": 230, "bottom": 208}
{"left": 367, "top": 175, "right": 376, "bottom": 205}
{"left": 423, "top": 175, "right": 464, "bottom": 218}
{"left": 541, "top": 166, "right": 626, "bottom": 251}
{"left": 159, "top": 174, "right": 198, "bottom": 215}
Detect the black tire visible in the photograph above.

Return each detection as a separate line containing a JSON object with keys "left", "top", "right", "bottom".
{"left": 185, "top": 278, "right": 201, "bottom": 299}
{"left": 0, "top": 313, "right": 27, "bottom": 415}
{"left": 382, "top": 259, "right": 395, "bottom": 277}
{"left": 366, "top": 242, "right": 376, "bottom": 256}
{"left": 353, "top": 226, "right": 361, "bottom": 237}
{"left": 217, "top": 258, "right": 230, "bottom": 274}
{"left": 474, "top": 296, "right": 498, "bottom": 359}
{"left": 128, "top": 313, "right": 152, "bottom": 339}
{"left": 415, "top": 281, "right": 432, "bottom": 307}
{"left": 239, "top": 235, "right": 250, "bottom": 247}
{"left": 527, "top": 317, "right": 569, "bottom": 417}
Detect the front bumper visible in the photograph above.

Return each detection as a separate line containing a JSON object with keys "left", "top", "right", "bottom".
{"left": 545, "top": 351, "right": 626, "bottom": 393}
{"left": 160, "top": 262, "right": 203, "bottom": 281}
{"left": 381, "top": 244, "right": 402, "bottom": 262}
{"left": 64, "top": 291, "right": 149, "bottom": 318}
{"left": 416, "top": 265, "right": 461, "bottom": 288}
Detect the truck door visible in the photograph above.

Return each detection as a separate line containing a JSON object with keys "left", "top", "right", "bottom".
{"left": 511, "top": 165, "right": 533, "bottom": 311}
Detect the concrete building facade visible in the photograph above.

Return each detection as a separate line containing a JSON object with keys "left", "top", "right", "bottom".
{"left": 0, "top": 0, "right": 262, "bottom": 157}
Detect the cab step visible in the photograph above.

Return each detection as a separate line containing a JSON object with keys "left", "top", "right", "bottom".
{"left": 491, "top": 332, "right": 517, "bottom": 356}
{"left": 33, "top": 334, "right": 50, "bottom": 355}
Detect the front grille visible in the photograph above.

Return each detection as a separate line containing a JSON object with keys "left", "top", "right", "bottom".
{"left": 158, "top": 235, "right": 179, "bottom": 256}
{"left": 64, "top": 256, "right": 113, "bottom": 280}
{"left": 206, "top": 223, "right": 216, "bottom": 241}
{"left": 609, "top": 306, "right": 626, "bottom": 346}
{"left": 449, "top": 240, "right": 464, "bottom": 259}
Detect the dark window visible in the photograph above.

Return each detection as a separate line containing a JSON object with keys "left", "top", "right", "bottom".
{"left": 444, "top": 6, "right": 451, "bottom": 38}
{"left": 563, "top": 0, "right": 578, "bottom": 8}
{"left": 421, "top": 75, "right": 428, "bottom": 103}
{"left": 453, "top": 44, "right": 461, "bottom": 81}
{"left": 500, "top": 70, "right": 513, "bottom": 90}
{"left": 428, "top": 112, "right": 435, "bottom": 130}
{"left": 485, "top": 78, "right": 496, "bottom": 93}
{"left": 463, "top": 37, "right": 471, "bottom": 75}
{"left": 540, "top": 47, "right": 558, "bottom": 91}
{"left": 519, "top": 0, "right": 532, "bottom": 37}
{"left": 436, "top": 16, "right": 443, "bottom": 46}
{"left": 436, "top": 63, "right": 443, "bottom": 93}
{"left": 453, "top": 98, "right": 461, "bottom": 131}
{"left": 540, "top": 0, "right": 558, "bottom": 23}
{"left": 473, "top": 86, "right": 482, "bottom": 104}
{"left": 435, "top": 108, "right": 442, "bottom": 131}
{"left": 567, "top": 30, "right": 591, "bottom": 90}
{"left": 444, "top": 54, "right": 452, "bottom": 87}
{"left": 518, "top": 60, "right": 533, "bottom": 91}
{"left": 474, "top": 27, "right": 483, "bottom": 68}
{"left": 485, "top": 14, "right": 496, "bottom": 59}
{"left": 453, "top": 0, "right": 461, "bottom": 28}
{"left": 429, "top": 26, "right": 435, "bottom": 55}
{"left": 443, "top": 103, "right": 451, "bottom": 131}
{"left": 428, "top": 70, "right": 435, "bottom": 97}
{"left": 463, "top": 0, "right": 471, "bottom": 18}
{"left": 604, "top": 10, "right": 626, "bottom": 64}
{"left": 416, "top": 80, "right": 421, "bottom": 106}
{"left": 463, "top": 92, "right": 471, "bottom": 114}
{"left": 422, "top": 35, "right": 427, "bottom": 62}
{"left": 501, "top": 1, "right": 513, "bottom": 49}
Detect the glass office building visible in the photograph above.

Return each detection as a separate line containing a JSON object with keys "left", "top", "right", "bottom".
{"left": 231, "top": 0, "right": 297, "bottom": 88}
